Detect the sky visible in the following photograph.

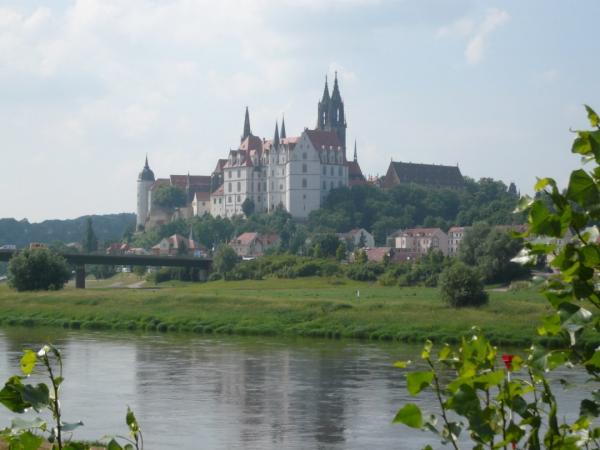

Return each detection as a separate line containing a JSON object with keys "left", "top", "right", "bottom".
{"left": 1, "top": 0, "right": 599, "bottom": 222}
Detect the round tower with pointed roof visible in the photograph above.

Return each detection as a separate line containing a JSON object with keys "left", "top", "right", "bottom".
{"left": 137, "top": 155, "right": 155, "bottom": 230}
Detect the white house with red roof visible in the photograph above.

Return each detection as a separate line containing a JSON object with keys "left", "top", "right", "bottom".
{"left": 230, "top": 232, "right": 280, "bottom": 258}
{"left": 395, "top": 227, "right": 449, "bottom": 257}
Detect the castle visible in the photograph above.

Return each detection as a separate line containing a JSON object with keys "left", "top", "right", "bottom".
{"left": 137, "top": 73, "right": 367, "bottom": 230}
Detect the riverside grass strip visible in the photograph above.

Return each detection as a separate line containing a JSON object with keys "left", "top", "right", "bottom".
{"left": 0, "top": 277, "right": 573, "bottom": 347}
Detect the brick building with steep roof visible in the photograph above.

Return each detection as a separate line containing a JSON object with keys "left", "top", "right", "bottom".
{"left": 383, "top": 161, "right": 464, "bottom": 189}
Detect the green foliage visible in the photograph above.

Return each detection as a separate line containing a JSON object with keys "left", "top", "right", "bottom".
{"left": 148, "top": 267, "right": 202, "bottom": 283}
{"left": 0, "top": 346, "right": 144, "bottom": 450}
{"left": 0, "top": 214, "right": 135, "bottom": 249}
{"left": 395, "top": 105, "right": 600, "bottom": 449}
{"left": 335, "top": 242, "right": 346, "bottom": 261}
{"left": 345, "top": 262, "right": 384, "bottom": 281}
{"left": 81, "top": 218, "right": 98, "bottom": 253}
{"left": 212, "top": 244, "right": 238, "bottom": 276}
{"left": 458, "top": 222, "right": 529, "bottom": 283}
{"left": 311, "top": 233, "right": 342, "bottom": 258}
{"left": 132, "top": 266, "right": 147, "bottom": 278}
{"left": 89, "top": 264, "right": 117, "bottom": 280}
{"left": 152, "top": 185, "right": 186, "bottom": 210}
{"left": 241, "top": 198, "right": 255, "bottom": 217}
{"left": 439, "top": 261, "right": 488, "bottom": 308}
{"left": 8, "top": 249, "right": 70, "bottom": 292}
{"left": 225, "top": 254, "right": 343, "bottom": 281}
{"left": 309, "top": 179, "right": 522, "bottom": 244}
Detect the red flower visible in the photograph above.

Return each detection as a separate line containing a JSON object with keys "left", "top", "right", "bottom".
{"left": 502, "top": 354, "right": 515, "bottom": 371}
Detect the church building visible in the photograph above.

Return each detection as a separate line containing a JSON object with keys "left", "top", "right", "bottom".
{"left": 137, "top": 74, "right": 366, "bottom": 227}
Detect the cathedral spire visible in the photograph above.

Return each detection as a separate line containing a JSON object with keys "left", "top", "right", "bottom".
{"left": 280, "top": 115, "right": 286, "bottom": 139}
{"left": 322, "top": 75, "right": 330, "bottom": 103}
{"left": 353, "top": 140, "right": 357, "bottom": 162}
{"left": 242, "top": 106, "right": 251, "bottom": 142}
{"left": 273, "top": 121, "right": 280, "bottom": 148}
{"left": 331, "top": 71, "right": 341, "bottom": 101}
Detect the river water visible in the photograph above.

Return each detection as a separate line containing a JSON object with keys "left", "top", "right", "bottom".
{"left": 0, "top": 328, "right": 590, "bottom": 449}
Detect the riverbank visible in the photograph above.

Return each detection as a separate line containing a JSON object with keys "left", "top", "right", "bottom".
{"left": 0, "top": 277, "right": 570, "bottom": 346}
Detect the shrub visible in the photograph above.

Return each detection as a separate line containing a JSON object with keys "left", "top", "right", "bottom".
{"left": 213, "top": 244, "right": 239, "bottom": 276}
{"left": 8, "top": 248, "right": 71, "bottom": 291}
{"left": 207, "top": 272, "right": 222, "bottom": 282}
{"left": 345, "top": 262, "right": 384, "bottom": 281}
{"left": 439, "top": 262, "right": 488, "bottom": 308}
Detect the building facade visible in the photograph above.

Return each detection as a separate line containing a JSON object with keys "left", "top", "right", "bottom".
{"left": 136, "top": 73, "right": 366, "bottom": 228}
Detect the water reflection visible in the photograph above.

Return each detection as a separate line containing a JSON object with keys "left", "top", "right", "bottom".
{"left": 0, "top": 328, "right": 589, "bottom": 450}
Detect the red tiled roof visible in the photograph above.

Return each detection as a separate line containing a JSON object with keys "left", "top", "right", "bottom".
{"left": 402, "top": 228, "right": 444, "bottom": 236}
{"left": 234, "top": 232, "right": 259, "bottom": 246}
{"left": 448, "top": 226, "right": 470, "bottom": 233}
{"left": 365, "top": 247, "right": 392, "bottom": 263}
{"left": 193, "top": 191, "right": 210, "bottom": 201}
{"left": 305, "top": 129, "right": 343, "bottom": 151}
{"left": 169, "top": 175, "right": 211, "bottom": 188}
{"left": 214, "top": 159, "right": 228, "bottom": 173}
{"left": 211, "top": 185, "right": 224, "bottom": 196}
{"left": 240, "top": 135, "right": 263, "bottom": 153}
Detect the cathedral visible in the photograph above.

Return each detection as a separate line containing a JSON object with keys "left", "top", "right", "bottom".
{"left": 137, "top": 73, "right": 366, "bottom": 230}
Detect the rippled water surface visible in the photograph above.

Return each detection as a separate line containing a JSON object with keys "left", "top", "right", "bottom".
{"left": 0, "top": 328, "right": 589, "bottom": 449}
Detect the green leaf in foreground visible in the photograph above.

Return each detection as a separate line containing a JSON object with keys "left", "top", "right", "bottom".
{"left": 19, "top": 350, "right": 37, "bottom": 376}
{"left": 393, "top": 403, "right": 423, "bottom": 428}
{"left": 406, "top": 371, "right": 434, "bottom": 395}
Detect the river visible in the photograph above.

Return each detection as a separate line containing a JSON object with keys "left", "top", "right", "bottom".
{"left": 0, "top": 327, "right": 590, "bottom": 449}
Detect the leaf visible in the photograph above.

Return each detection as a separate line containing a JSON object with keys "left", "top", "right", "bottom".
{"left": 580, "top": 399, "right": 600, "bottom": 418}
{"left": 566, "top": 169, "right": 599, "bottom": 208}
{"left": 393, "top": 403, "right": 423, "bottom": 428}
{"left": 11, "top": 417, "right": 46, "bottom": 432}
{"left": 0, "top": 376, "right": 30, "bottom": 413}
{"left": 126, "top": 407, "right": 140, "bottom": 434}
{"left": 393, "top": 360, "right": 411, "bottom": 369}
{"left": 421, "top": 340, "right": 433, "bottom": 359}
{"left": 406, "top": 371, "right": 434, "bottom": 396}
{"left": 62, "top": 443, "right": 89, "bottom": 450}
{"left": 20, "top": 350, "right": 37, "bottom": 376}
{"left": 6, "top": 430, "right": 43, "bottom": 450}
{"left": 20, "top": 383, "right": 50, "bottom": 412}
{"left": 558, "top": 302, "right": 592, "bottom": 340}
{"left": 472, "top": 370, "right": 505, "bottom": 389}
{"left": 535, "top": 177, "right": 557, "bottom": 192}
{"left": 584, "top": 351, "right": 600, "bottom": 370}
{"left": 107, "top": 439, "right": 124, "bottom": 450}
{"left": 537, "top": 313, "right": 561, "bottom": 336}
{"left": 585, "top": 104, "right": 599, "bottom": 127}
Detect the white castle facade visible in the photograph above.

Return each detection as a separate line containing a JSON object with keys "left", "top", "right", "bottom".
{"left": 137, "top": 74, "right": 365, "bottom": 230}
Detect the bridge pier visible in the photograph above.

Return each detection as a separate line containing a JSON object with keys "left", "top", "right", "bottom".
{"left": 75, "top": 264, "right": 86, "bottom": 289}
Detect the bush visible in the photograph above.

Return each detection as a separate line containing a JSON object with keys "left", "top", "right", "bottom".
{"left": 8, "top": 248, "right": 71, "bottom": 291}
{"left": 208, "top": 272, "right": 222, "bottom": 282}
{"left": 345, "top": 262, "right": 384, "bottom": 281}
{"left": 89, "top": 264, "right": 117, "bottom": 279}
{"left": 439, "top": 262, "right": 488, "bottom": 308}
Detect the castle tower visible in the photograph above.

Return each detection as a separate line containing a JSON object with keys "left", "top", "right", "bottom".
{"left": 280, "top": 115, "right": 286, "bottom": 139}
{"left": 316, "top": 72, "right": 347, "bottom": 150}
{"left": 241, "top": 106, "right": 251, "bottom": 142}
{"left": 136, "top": 155, "right": 155, "bottom": 230}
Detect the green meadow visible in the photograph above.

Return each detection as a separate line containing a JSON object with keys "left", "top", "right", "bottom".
{"left": 0, "top": 276, "right": 569, "bottom": 347}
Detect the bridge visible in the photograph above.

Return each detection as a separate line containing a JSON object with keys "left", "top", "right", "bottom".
{"left": 0, "top": 250, "right": 212, "bottom": 289}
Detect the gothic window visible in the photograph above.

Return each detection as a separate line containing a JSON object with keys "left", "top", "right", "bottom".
{"left": 279, "top": 184, "right": 283, "bottom": 190}
{"left": 219, "top": 198, "right": 222, "bottom": 204}
{"left": 213, "top": 199, "right": 216, "bottom": 204}
{"left": 302, "top": 178, "right": 307, "bottom": 188}
{"left": 258, "top": 183, "right": 261, "bottom": 192}
{"left": 302, "top": 164, "right": 307, "bottom": 173}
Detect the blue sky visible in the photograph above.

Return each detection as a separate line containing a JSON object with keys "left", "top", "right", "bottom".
{"left": 1, "top": 0, "right": 599, "bottom": 221}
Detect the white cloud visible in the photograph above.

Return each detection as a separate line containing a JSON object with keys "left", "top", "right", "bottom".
{"left": 438, "top": 7, "right": 509, "bottom": 65}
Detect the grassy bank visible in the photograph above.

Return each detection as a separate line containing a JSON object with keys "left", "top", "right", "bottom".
{"left": 0, "top": 277, "right": 572, "bottom": 347}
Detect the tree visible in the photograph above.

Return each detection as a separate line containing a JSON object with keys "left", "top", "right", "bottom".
{"left": 439, "top": 261, "right": 488, "bottom": 308}
{"left": 133, "top": 265, "right": 147, "bottom": 278}
{"left": 212, "top": 244, "right": 238, "bottom": 276}
{"left": 458, "top": 222, "right": 527, "bottom": 283}
{"left": 152, "top": 185, "right": 186, "bottom": 211}
{"left": 311, "top": 233, "right": 341, "bottom": 258}
{"left": 335, "top": 242, "right": 346, "bottom": 261}
{"left": 241, "top": 198, "right": 255, "bottom": 217}
{"left": 358, "top": 231, "right": 367, "bottom": 248}
{"left": 355, "top": 249, "right": 368, "bottom": 264}
{"left": 8, "top": 248, "right": 70, "bottom": 291}
{"left": 82, "top": 217, "right": 98, "bottom": 253}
